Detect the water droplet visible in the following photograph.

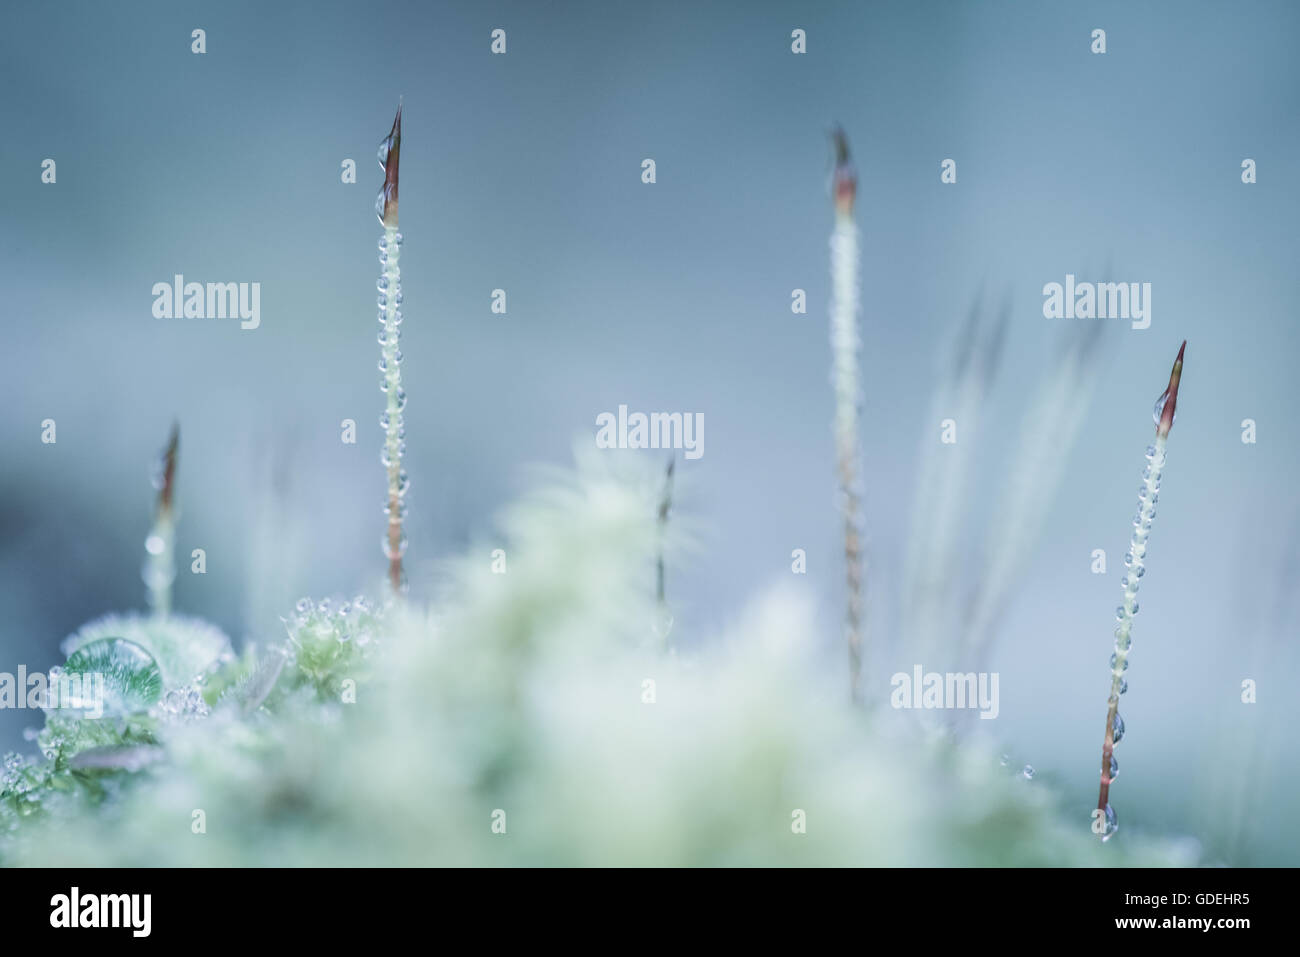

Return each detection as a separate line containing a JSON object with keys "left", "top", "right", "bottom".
{"left": 1109, "top": 653, "right": 1128, "bottom": 673}
{"left": 1153, "top": 389, "right": 1176, "bottom": 428}
{"left": 1109, "top": 755, "right": 1119, "bottom": 780}
{"left": 62, "top": 638, "right": 164, "bottom": 715}
{"left": 652, "top": 608, "right": 674, "bottom": 641}
{"left": 295, "top": 598, "right": 311, "bottom": 615}
{"left": 394, "top": 232, "right": 403, "bottom": 246}
{"left": 378, "top": 236, "right": 388, "bottom": 252}
{"left": 378, "top": 357, "right": 388, "bottom": 374}
{"left": 397, "top": 471, "right": 410, "bottom": 496}
{"left": 1118, "top": 677, "right": 1128, "bottom": 694}
{"left": 383, "top": 532, "right": 409, "bottom": 560}
{"left": 999, "top": 754, "right": 1010, "bottom": 767}
{"left": 374, "top": 186, "right": 388, "bottom": 223}
{"left": 1145, "top": 444, "right": 1157, "bottom": 460}
{"left": 395, "top": 289, "right": 404, "bottom": 305}
{"left": 378, "top": 134, "right": 393, "bottom": 170}
{"left": 1022, "top": 765, "right": 1035, "bottom": 780}
{"left": 1100, "top": 804, "right": 1118, "bottom": 841}
{"left": 1112, "top": 712, "right": 1125, "bottom": 744}
{"left": 394, "top": 389, "right": 407, "bottom": 411}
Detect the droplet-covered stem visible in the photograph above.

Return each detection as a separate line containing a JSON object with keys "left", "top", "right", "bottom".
{"left": 829, "top": 127, "right": 864, "bottom": 702}
{"left": 142, "top": 425, "right": 179, "bottom": 616}
{"left": 1095, "top": 342, "right": 1183, "bottom": 840}
{"left": 378, "top": 226, "right": 407, "bottom": 594}
{"left": 375, "top": 102, "right": 407, "bottom": 595}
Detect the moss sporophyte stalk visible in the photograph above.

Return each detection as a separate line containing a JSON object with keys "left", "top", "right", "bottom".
{"left": 829, "top": 126, "right": 865, "bottom": 704}
{"left": 1095, "top": 341, "right": 1186, "bottom": 841}
{"left": 376, "top": 102, "right": 410, "bottom": 595}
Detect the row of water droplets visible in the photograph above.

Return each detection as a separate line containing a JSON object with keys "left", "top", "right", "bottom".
{"left": 377, "top": 125, "right": 408, "bottom": 589}
{"left": 291, "top": 595, "right": 379, "bottom": 647}
{"left": 1100, "top": 421, "right": 1168, "bottom": 840}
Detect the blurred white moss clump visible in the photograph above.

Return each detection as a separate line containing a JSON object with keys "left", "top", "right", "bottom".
{"left": 2, "top": 452, "right": 1195, "bottom": 866}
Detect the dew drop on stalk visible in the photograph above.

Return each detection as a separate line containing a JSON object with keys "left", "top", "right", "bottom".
{"left": 652, "top": 607, "right": 674, "bottom": 642}
{"left": 1021, "top": 765, "right": 1035, "bottom": 780}
{"left": 1109, "top": 755, "right": 1119, "bottom": 780}
{"left": 1100, "top": 804, "right": 1118, "bottom": 841}
{"left": 1152, "top": 389, "right": 1176, "bottom": 428}
{"left": 1112, "top": 712, "right": 1125, "bottom": 744}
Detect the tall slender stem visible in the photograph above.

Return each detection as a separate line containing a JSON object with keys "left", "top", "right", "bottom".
{"left": 830, "top": 127, "right": 864, "bottom": 703}
{"left": 143, "top": 424, "right": 179, "bottom": 616}
{"left": 1095, "top": 342, "right": 1184, "bottom": 839}
{"left": 376, "top": 103, "right": 407, "bottom": 595}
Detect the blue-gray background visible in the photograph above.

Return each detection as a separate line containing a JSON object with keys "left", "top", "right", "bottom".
{"left": 1, "top": 1, "right": 1296, "bottom": 864}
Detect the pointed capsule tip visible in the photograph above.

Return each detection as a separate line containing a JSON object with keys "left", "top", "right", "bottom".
{"left": 830, "top": 125, "right": 856, "bottom": 217}
{"left": 159, "top": 423, "right": 179, "bottom": 512}
{"left": 1156, "top": 341, "right": 1186, "bottom": 438}
{"left": 830, "top": 125, "right": 851, "bottom": 166}
{"left": 381, "top": 101, "right": 401, "bottom": 227}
